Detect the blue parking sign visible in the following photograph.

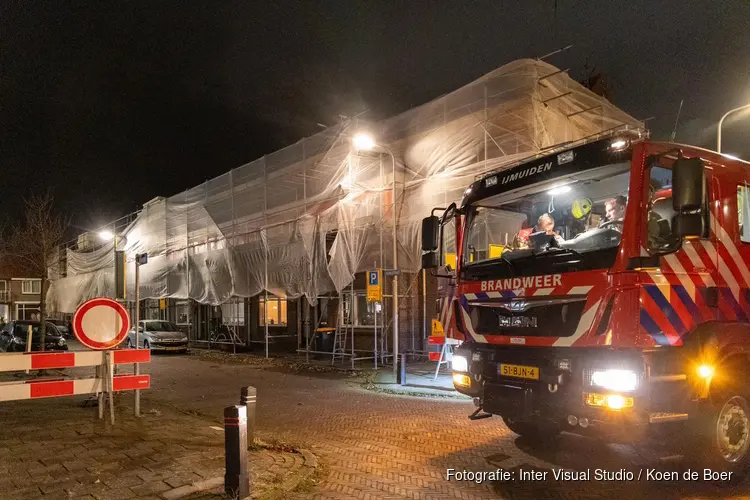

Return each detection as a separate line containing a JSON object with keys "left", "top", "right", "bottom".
{"left": 367, "top": 269, "right": 382, "bottom": 302}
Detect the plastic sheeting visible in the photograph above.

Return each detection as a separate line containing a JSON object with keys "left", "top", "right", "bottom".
{"left": 48, "top": 58, "right": 644, "bottom": 313}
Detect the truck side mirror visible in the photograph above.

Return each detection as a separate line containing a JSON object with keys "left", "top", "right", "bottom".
{"left": 421, "top": 216, "right": 440, "bottom": 269}
{"left": 421, "top": 252, "right": 439, "bottom": 269}
{"left": 672, "top": 213, "right": 703, "bottom": 238}
{"left": 421, "top": 216, "right": 440, "bottom": 252}
{"left": 671, "top": 157, "right": 705, "bottom": 238}
{"left": 672, "top": 157, "right": 704, "bottom": 212}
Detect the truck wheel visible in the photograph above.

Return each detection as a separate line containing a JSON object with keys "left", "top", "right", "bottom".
{"left": 694, "top": 393, "right": 750, "bottom": 472}
{"left": 686, "top": 380, "right": 750, "bottom": 474}
{"left": 502, "top": 416, "right": 560, "bottom": 442}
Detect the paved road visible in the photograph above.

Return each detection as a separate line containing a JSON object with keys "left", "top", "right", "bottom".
{"left": 140, "top": 353, "right": 750, "bottom": 499}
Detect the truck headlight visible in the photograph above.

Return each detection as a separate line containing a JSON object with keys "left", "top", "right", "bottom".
{"left": 452, "top": 355, "right": 468, "bottom": 373}
{"left": 590, "top": 369, "right": 638, "bottom": 392}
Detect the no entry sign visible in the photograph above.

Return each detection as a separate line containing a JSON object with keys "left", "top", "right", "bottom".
{"left": 72, "top": 298, "right": 130, "bottom": 350}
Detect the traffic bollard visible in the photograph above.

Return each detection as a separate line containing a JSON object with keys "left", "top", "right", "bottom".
{"left": 224, "top": 405, "right": 251, "bottom": 499}
{"left": 399, "top": 353, "right": 406, "bottom": 385}
{"left": 240, "top": 386, "right": 257, "bottom": 448}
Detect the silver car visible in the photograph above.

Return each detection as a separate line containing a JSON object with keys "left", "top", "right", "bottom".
{"left": 126, "top": 320, "right": 189, "bottom": 352}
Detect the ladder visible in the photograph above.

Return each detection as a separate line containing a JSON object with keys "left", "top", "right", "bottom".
{"left": 331, "top": 321, "right": 348, "bottom": 365}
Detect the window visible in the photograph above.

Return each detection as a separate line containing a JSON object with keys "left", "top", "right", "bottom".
{"left": 21, "top": 280, "right": 41, "bottom": 294}
{"left": 739, "top": 185, "right": 750, "bottom": 243}
{"left": 221, "top": 300, "right": 245, "bottom": 326}
{"left": 646, "top": 165, "right": 680, "bottom": 253}
{"left": 144, "top": 321, "right": 179, "bottom": 332}
{"left": 259, "top": 296, "right": 287, "bottom": 326}
{"left": 463, "top": 161, "right": 631, "bottom": 278}
{"left": 16, "top": 303, "right": 40, "bottom": 321}
{"left": 175, "top": 300, "right": 191, "bottom": 325}
{"left": 342, "top": 294, "right": 378, "bottom": 326}
{"left": 143, "top": 299, "right": 163, "bottom": 320}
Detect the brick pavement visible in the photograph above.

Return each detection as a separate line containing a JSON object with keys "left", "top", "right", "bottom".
{"left": 143, "top": 353, "right": 750, "bottom": 500}
{"left": 0, "top": 393, "right": 314, "bottom": 499}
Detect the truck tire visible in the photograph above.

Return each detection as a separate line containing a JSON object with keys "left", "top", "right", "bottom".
{"left": 686, "top": 363, "right": 750, "bottom": 474}
{"left": 691, "top": 393, "right": 750, "bottom": 473}
{"left": 502, "top": 416, "right": 561, "bottom": 442}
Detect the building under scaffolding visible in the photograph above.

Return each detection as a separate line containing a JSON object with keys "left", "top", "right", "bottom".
{"left": 48, "top": 58, "right": 644, "bottom": 366}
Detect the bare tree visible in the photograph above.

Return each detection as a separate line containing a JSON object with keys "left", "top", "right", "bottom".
{"left": 0, "top": 191, "right": 70, "bottom": 352}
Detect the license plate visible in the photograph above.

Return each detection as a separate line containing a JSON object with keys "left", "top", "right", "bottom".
{"left": 500, "top": 363, "right": 539, "bottom": 380}
{"left": 164, "top": 346, "right": 184, "bottom": 351}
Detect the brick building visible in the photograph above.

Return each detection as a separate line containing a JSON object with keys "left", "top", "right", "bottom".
{"left": 0, "top": 264, "right": 43, "bottom": 323}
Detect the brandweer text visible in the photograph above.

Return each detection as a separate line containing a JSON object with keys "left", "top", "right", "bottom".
{"left": 480, "top": 274, "right": 562, "bottom": 291}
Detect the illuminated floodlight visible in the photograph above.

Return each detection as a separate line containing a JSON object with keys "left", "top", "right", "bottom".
{"left": 548, "top": 185, "right": 572, "bottom": 196}
{"left": 352, "top": 132, "right": 376, "bottom": 151}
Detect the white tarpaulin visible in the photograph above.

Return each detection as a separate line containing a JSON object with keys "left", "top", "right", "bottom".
{"left": 48, "top": 58, "right": 644, "bottom": 312}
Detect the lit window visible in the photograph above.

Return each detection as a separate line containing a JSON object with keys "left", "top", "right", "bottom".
{"left": 21, "top": 280, "right": 41, "bottom": 294}
{"left": 259, "top": 296, "right": 287, "bottom": 326}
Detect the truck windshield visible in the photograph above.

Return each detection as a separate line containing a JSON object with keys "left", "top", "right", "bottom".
{"left": 463, "top": 161, "right": 631, "bottom": 279}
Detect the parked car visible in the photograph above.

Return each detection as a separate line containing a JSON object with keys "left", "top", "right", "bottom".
{"left": 0, "top": 321, "right": 69, "bottom": 352}
{"left": 47, "top": 319, "right": 73, "bottom": 339}
{"left": 126, "top": 320, "right": 189, "bottom": 352}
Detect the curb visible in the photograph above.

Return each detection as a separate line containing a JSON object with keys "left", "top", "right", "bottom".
{"left": 161, "top": 477, "right": 223, "bottom": 500}
{"left": 360, "top": 383, "right": 472, "bottom": 400}
{"left": 158, "top": 446, "right": 320, "bottom": 499}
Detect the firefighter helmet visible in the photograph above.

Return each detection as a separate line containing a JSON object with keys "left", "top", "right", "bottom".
{"left": 572, "top": 198, "right": 592, "bottom": 219}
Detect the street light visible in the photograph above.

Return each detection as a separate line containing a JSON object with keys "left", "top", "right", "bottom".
{"left": 352, "top": 132, "right": 401, "bottom": 383}
{"left": 353, "top": 132, "right": 376, "bottom": 151}
{"left": 98, "top": 230, "right": 114, "bottom": 241}
{"left": 717, "top": 103, "right": 750, "bottom": 153}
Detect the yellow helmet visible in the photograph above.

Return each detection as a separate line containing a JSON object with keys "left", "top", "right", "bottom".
{"left": 572, "top": 198, "right": 592, "bottom": 219}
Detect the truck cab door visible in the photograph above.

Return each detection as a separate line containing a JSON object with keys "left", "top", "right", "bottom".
{"left": 715, "top": 165, "right": 750, "bottom": 322}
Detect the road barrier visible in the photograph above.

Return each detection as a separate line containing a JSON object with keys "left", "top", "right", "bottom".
{"left": 0, "top": 349, "right": 150, "bottom": 373}
{"left": 0, "top": 349, "right": 151, "bottom": 424}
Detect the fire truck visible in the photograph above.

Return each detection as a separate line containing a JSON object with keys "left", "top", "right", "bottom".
{"left": 421, "top": 134, "right": 750, "bottom": 469}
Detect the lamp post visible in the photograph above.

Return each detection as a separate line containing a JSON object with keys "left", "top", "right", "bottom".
{"left": 717, "top": 103, "right": 750, "bottom": 153}
{"left": 99, "top": 229, "right": 144, "bottom": 415}
{"left": 352, "top": 133, "right": 400, "bottom": 382}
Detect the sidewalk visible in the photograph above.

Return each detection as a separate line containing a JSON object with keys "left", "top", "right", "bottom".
{"left": 365, "top": 361, "right": 471, "bottom": 399}
{"left": 191, "top": 348, "right": 469, "bottom": 399}
{"left": 0, "top": 394, "right": 318, "bottom": 499}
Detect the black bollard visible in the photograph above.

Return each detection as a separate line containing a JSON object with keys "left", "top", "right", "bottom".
{"left": 240, "top": 386, "right": 257, "bottom": 448}
{"left": 224, "top": 405, "right": 250, "bottom": 499}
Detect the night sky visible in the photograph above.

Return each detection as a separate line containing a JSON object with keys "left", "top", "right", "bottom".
{"left": 2, "top": 1, "right": 749, "bottom": 229}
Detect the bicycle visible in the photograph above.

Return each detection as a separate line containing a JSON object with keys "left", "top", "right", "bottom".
{"left": 209, "top": 324, "right": 246, "bottom": 346}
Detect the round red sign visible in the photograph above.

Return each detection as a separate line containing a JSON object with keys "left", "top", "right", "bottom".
{"left": 72, "top": 297, "right": 131, "bottom": 350}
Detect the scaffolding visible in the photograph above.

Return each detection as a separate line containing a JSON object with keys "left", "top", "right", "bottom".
{"left": 49, "top": 58, "right": 644, "bottom": 363}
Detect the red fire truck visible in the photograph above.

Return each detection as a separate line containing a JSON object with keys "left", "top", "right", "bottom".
{"left": 421, "top": 134, "right": 750, "bottom": 469}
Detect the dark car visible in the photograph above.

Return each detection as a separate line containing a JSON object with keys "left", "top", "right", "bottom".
{"left": 0, "top": 321, "right": 69, "bottom": 352}
{"left": 47, "top": 319, "right": 73, "bottom": 339}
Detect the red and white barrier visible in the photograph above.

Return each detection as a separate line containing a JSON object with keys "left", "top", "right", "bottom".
{"left": 0, "top": 349, "right": 150, "bottom": 372}
{"left": 0, "top": 374, "right": 150, "bottom": 402}
{"left": 0, "top": 349, "right": 150, "bottom": 422}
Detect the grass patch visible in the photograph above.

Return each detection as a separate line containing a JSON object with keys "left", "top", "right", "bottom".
{"left": 292, "top": 460, "right": 326, "bottom": 494}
